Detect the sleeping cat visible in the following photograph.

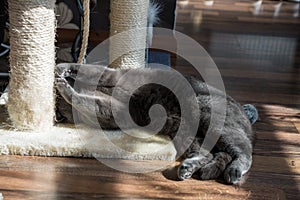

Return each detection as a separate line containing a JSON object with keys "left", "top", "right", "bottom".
{"left": 55, "top": 63, "right": 258, "bottom": 185}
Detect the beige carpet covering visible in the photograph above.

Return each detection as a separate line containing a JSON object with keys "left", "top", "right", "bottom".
{"left": 0, "top": 106, "right": 176, "bottom": 160}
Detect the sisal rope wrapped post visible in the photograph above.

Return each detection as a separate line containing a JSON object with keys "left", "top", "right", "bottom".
{"left": 109, "top": 0, "right": 149, "bottom": 69}
{"left": 77, "top": 0, "right": 90, "bottom": 64}
{"left": 7, "top": 0, "right": 56, "bottom": 131}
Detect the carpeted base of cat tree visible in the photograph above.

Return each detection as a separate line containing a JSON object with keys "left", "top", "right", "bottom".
{"left": 0, "top": 107, "right": 176, "bottom": 160}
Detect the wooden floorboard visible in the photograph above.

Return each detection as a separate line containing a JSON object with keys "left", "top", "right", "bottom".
{"left": 0, "top": 156, "right": 292, "bottom": 200}
{"left": 0, "top": 0, "right": 300, "bottom": 199}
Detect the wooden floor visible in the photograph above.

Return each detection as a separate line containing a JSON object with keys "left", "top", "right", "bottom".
{"left": 1, "top": 0, "right": 300, "bottom": 199}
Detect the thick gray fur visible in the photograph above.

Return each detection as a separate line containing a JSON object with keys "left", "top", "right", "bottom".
{"left": 55, "top": 64, "right": 257, "bottom": 185}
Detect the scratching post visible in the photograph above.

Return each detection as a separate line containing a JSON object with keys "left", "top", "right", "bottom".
{"left": 109, "top": 0, "right": 149, "bottom": 69}
{"left": 7, "top": 0, "right": 56, "bottom": 131}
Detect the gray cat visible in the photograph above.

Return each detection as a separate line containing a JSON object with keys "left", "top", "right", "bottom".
{"left": 55, "top": 63, "right": 258, "bottom": 185}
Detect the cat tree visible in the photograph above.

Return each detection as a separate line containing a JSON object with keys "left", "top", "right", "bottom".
{"left": 0, "top": 0, "right": 176, "bottom": 160}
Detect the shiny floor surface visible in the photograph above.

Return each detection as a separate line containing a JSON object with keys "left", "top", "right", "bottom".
{"left": 0, "top": 0, "right": 300, "bottom": 199}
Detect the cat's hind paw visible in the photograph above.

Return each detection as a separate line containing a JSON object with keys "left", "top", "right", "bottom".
{"left": 224, "top": 166, "right": 243, "bottom": 184}
{"left": 177, "top": 163, "right": 194, "bottom": 180}
{"left": 177, "top": 154, "right": 213, "bottom": 181}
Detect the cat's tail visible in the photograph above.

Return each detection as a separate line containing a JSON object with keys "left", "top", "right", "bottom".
{"left": 243, "top": 104, "right": 258, "bottom": 125}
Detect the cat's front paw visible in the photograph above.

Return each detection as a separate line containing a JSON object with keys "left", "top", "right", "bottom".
{"left": 56, "top": 64, "right": 80, "bottom": 79}
{"left": 55, "top": 78, "right": 69, "bottom": 90}
{"left": 177, "top": 163, "right": 194, "bottom": 180}
{"left": 56, "top": 64, "right": 71, "bottom": 77}
{"left": 224, "top": 166, "right": 242, "bottom": 184}
{"left": 55, "top": 78, "right": 74, "bottom": 103}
